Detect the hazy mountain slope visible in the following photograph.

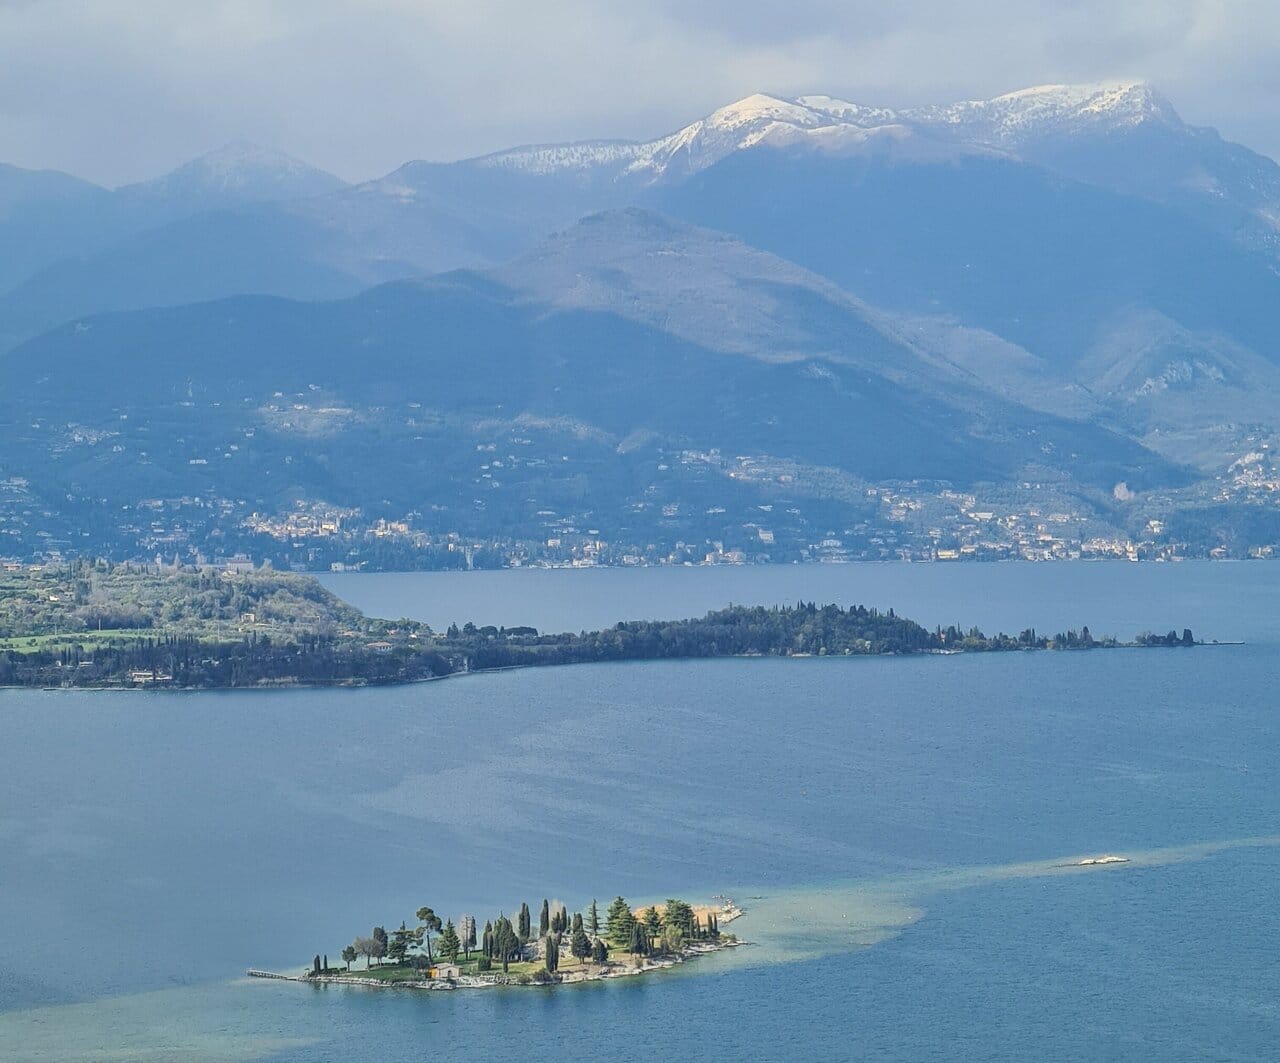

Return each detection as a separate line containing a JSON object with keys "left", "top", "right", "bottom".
{"left": 0, "top": 145, "right": 349, "bottom": 312}
{"left": 899, "top": 83, "right": 1280, "bottom": 260}
{"left": 491, "top": 208, "right": 932, "bottom": 368}
{"left": 115, "top": 141, "right": 347, "bottom": 210}
{"left": 0, "top": 154, "right": 629, "bottom": 350}
{"left": 656, "top": 148, "right": 1280, "bottom": 367}
{"left": 0, "top": 163, "right": 121, "bottom": 293}
{"left": 6, "top": 82, "right": 1279, "bottom": 357}
{"left": 0, "top": 206, "right": 368, "bottom": 351}
{"left": 0, "top": 221, "right": 1184, "bottom": 542}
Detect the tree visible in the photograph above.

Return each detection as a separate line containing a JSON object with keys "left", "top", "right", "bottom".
{"left": 388, "top": 922, "right": 411, "bottom": 965}
{"left": 660, "top": 926, "right": 684, "bottom": 956}
{"left": 544, "top": 934, "right": 559, "bottom": 973}
{"left": 570, "top": 926, "right": 591, "bottom": 965}
{"left": 461, "top": 914, "right": 476, "bottom": 958}
{"left": 353, "top": 936, "right": 378, "bottom": 969}
{"left": 591, "top": 937, "right": 609, "bottom": 964}
{"left": 588, "top": 899, "right": 600, "bottom": 936}
{"left": 572, "top": 911, "right": 584, "bottom": 934}
{"left": 539, "top": 898, "right": 550, "bottom": 938}
{"left": 644, "top": 906, "right": 662, "bottom": 937}
{"left": 518, "top": 902, "right": 531, "bottom": 942}
{"left": 663, "top": 899, "right": 695, "bottom": 940}
{"left": 558, "top": 905, "right": 569, "bottom": 935}
{"left": 370, "top": 927, "right": 388, "bottom": 967}
{"left": 416, "top": 907, "right": 442, "bottom": 963}
{"left": 493, "top": 916, "right": 520, "bottom": 973}
{"left": 606, "top": 896, "right": 635, "bottom": 948}
{"left": 439, "top": 919, "right": 461, "bottom": 964}
{"left": 482, "top": 920, "right": 493, "bottom": 959}
{"left": 341, "top": 945, "right": 357, "bottom": 971}
{"left": 628, "top": 920, "right": 649, "bottom": 961}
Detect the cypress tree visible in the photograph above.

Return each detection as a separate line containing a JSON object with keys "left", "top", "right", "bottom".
{"left": 539, "top": 898, "right": 550, "bottom": 938}
{"left": 588, "top": 899, "right": 600, "bottom": 936}
{"left": 570, "top": 926, "right": 591, "bottom": 965}
{"left": 629, "top": 920, "right": 649, "bottom": 960}
{"left": 592, "top": 937, "right": 608, "bottom": 963}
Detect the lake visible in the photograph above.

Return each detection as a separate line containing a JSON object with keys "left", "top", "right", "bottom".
{"left": 2, "top": 561, "right": 1278, "bottom": 1061}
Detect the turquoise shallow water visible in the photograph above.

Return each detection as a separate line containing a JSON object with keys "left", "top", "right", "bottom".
{"left": 2, "top": 561, "right": 1279, "bottom": 1061}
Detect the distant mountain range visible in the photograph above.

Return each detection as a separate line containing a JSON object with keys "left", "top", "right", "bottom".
{"left": 1, "top": 83, "right": 1278, "bottom": 566}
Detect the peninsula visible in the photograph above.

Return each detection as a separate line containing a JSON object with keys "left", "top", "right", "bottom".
{"left": 0, "top": 559, "right": 1199, "bottom": 690}
{"left": 251, "top": 895, "right": 744, "bottom": 991}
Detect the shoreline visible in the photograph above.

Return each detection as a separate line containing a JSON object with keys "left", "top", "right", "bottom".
{"left": 0, "top": 641, "right": 1226, "bottom": 696}
{"left": 249, "top": 940, "right": 748, "bottom": 992}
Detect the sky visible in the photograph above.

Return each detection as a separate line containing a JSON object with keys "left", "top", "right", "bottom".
{"left": 2, "top": 0, "right": 1278, "bottom": 186}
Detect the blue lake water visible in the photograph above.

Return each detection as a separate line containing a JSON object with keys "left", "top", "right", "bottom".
{"left": 2, "top": 561, "right": 1279, "bottom": 1061}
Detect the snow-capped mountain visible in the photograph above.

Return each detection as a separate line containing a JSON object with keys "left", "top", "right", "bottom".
{"left": 894, "top": 81, "right": 1181, "bottom": 145}
{"left": 119, "top": 141, "right": 347, "bottom": 207}
{"left": 471, "top": 81, "right": 1280, "bottom": 259}
{"left": 477, "top": 92, "right": 935, "bottom": 180}
{"left": 476, "top": 82, "right": 1180, "bottom": 181}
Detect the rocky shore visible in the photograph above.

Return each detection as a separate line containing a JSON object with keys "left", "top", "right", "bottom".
{"left": 250, "top": 939, "right": 747, "bottom": 992}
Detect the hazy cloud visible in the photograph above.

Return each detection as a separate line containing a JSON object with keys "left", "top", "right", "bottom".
{"left": 1, "top": 0, "right": 1277, "bottom": 185}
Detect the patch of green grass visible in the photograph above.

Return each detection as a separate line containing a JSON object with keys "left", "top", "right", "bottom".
{"left": 0, "top": 629, "right": 157, "bottom": 651}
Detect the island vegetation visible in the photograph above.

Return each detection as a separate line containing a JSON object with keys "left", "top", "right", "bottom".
{"left": 248, "top": 895, "right": 742, "bottom": 990}
{"left": 0, "top": 559, "right": 1199, "bottom": 690}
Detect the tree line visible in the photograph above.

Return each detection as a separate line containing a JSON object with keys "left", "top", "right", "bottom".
{"left": 322, "top": 895, "right": 729, "bottom": 982}
{"left": 0, "top": 590, "right": 1196, "bottom": 690}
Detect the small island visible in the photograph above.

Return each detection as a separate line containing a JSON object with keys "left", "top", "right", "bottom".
{"left": 0, "top": 559, "right": 1202, "bottom": 690}
{"left": 249, "top": 895, "right": 744, "bottom": 991}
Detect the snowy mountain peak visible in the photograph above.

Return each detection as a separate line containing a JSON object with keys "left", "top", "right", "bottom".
{"left": 123, "top": 141, "right": 346, "bottom": 204}
{"left": 913, "top": 81, "right": 1181, "bottom": 144}
{"left": 703, "top": 93, "right": 827, "bottom": 130}
{"left": 795, "top": 95, "right": 898, "bottom": 127}
{"left": 472, "top": 82, "right": 1188, "bottom": 184}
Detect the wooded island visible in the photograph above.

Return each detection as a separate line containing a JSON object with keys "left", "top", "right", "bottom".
{"left": 249, "top": 895, "right": 743, "bottom": 991}
{"left": 0, "top": 560, "right": 1199, "bottom": 689}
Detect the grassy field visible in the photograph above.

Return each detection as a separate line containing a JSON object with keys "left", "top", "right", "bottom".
{"left": 0, "top": 629, "right": 159, "bottom": 651}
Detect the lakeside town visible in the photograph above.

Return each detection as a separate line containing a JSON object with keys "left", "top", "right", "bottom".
{"left": 2, "top": 439, "right": 1278, "bottom": 573}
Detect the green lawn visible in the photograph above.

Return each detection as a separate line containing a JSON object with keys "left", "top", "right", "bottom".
{"left": 0, "top": 629, "right": 158, "bottom": 651}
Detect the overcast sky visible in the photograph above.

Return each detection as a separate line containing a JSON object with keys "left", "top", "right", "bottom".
{"left": 2, "top": 0, "right": 1278, "bottom": 186}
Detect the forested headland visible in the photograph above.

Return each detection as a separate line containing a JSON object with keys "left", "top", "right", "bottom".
{"left": 0, "top": 560, "right": 1197, "bottom": 690}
